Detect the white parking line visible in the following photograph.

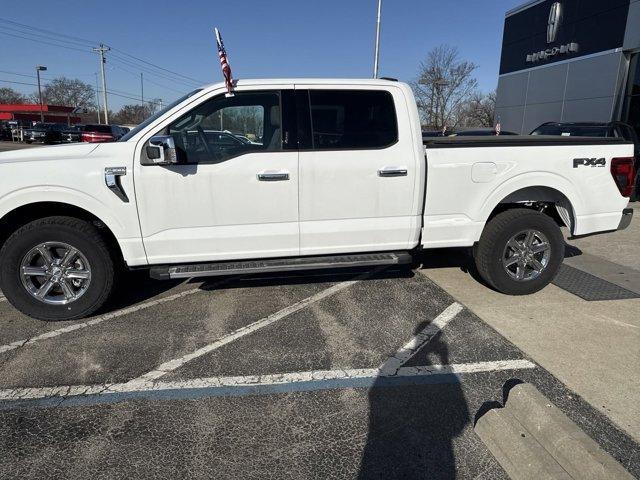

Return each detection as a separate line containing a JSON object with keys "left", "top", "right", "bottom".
{"left": 127, "top": 269, "right": 381, "bottom": 385}
{"left": 0, "top": 278, "right": 235, "bottom": 355}
{"left": 380, "top": 302, "right": 464, "bottom": 374}
{"left": 0, "top": 359, "right": 537, "bottom": 404}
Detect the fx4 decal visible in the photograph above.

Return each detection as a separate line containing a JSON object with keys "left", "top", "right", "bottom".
{"left": 573, "top": 157, "right": 606, "bottom": 168}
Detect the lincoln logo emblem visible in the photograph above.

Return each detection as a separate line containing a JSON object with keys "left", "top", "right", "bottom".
{"left": 547, "top": 2, "right": 562, "bottom": 43}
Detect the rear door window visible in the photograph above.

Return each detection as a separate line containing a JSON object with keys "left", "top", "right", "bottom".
{"left": 308, "top": 90, "right": 398, "bottom": 150}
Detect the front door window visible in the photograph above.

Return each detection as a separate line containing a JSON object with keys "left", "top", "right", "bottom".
{"left": 167, "top": 91, "right": 281, "bottom": 163}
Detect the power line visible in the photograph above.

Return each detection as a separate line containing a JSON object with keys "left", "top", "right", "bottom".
{"left": 0, "top": 23, "right": 92, "bottom": 49}
{"left": 0, "top": 29, "right": 91, "bottom": 53}
{"left": 110, "top": 47, "right": 205, "bottom": 85}
{"left": 0, "top": 68, "right": 166, "bottom": 105}
{"left": 1, "top": 78, "right": 163, "bottom": 108}
{"left": 109, "top": 55, "right": 201, "bottom": 88}
{"left": 0, "top": 17, "right": 205, "bottom": 87}
{"left": 110, "top": 62, "right": 187, "bottom": 94}
{"left": 0, "top": 17, "right": 95, "bottom": 46}
{"left": 0, "top": 78, "right": 40, "bottom": 87}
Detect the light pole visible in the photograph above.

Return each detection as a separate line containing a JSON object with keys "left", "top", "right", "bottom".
{"left": 36, "top": 65, "right": 47, "bottom": 123}
{"left": 93, "top": 44, "right": 110, "bottom": 124}
{"left": 94, "top": 73, "right": 101, "bottom": 124}
{"left": 373, "top": 0, "right": 382, "bottom": 78}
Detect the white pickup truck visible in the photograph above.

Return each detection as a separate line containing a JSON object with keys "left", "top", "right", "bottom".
{"left": 0, "top": 79, "right": 635, "bottom": 320}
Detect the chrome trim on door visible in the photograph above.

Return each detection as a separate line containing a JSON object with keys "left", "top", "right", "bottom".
{"left": 105, "top": 167, "right": 129, "bottom": 202}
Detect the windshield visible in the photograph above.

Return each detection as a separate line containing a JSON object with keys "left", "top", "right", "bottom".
{"left": 119, "top": 89, "right": 203, "bottom": 141}
{"left": 531, "top": 125, "right": 611, "bottom": 137}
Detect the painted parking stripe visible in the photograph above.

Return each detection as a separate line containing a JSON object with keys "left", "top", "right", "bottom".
{"left": 0, "top": 277, "right": 235, "bottom": 355}
{"left": 0, "top": 359, "right": 536, "bottom": 408}
{"left": 127, "top": 268, "right": 382, "bottom": 385}
{"left": 380, "top": 302, "right": 464, "bottom": 374}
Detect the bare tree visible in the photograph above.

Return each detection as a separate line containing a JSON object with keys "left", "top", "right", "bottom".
{"left": 411, "top": 45, "right": 478, "bottom": 129}
{"left": 31, "top": 77, "right": 95, "bottom": 108}
{"left": 111, "top": 98, "right": 162, "bottom": 125}
{"left": 0, "top": 87, "right": 27, "bottom": 104}
{"left": 458, "top": 91, "right": 496, "bottom": 128}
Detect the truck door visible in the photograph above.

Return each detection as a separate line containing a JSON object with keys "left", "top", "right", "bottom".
{"left": 296, "top": 87, "right": 418, "bottom": 255}
{"left": 134, "top": 89, "right": 300, "bottom": 264}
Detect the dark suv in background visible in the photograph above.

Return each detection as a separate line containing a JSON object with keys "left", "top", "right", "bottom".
{"left": 531, "top": 121, "right": 640, "bottom": 200}
{"left": 23, "top": 123, "right": 68, "bottom": 144}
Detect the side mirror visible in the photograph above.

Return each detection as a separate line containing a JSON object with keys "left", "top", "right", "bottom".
{"left": 144, "top": 135, "right": 178, "bottom": 165}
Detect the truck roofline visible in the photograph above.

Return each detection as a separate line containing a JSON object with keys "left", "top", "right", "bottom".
{"left": 197, "top": 77, "right": 407, "bottom": 91}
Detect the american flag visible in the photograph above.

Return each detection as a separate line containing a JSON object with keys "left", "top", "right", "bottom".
{"left": 215, "top": 28, "right": 233, "bottom": 94}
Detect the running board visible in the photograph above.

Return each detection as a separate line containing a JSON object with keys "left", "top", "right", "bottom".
{"left": 149, "top": 252, "right": 412, "bottom": 280}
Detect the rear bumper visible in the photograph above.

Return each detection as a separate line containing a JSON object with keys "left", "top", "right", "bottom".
{"left": 617, "top": 208, "right": 633, "bottom": 231}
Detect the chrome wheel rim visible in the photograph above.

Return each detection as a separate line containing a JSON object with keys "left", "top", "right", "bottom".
{"left": 502, "top": 230, "right": 551, "bottom": 282}
{"left": 20, "top": 242, "right": 92, "bottom": 305}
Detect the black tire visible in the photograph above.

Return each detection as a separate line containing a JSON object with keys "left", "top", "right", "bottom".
{"left": 0, "top": 216, "right": 115, "bottom": 321}
{"left": 474, "top": 208, "right": 564, "bottom": 295}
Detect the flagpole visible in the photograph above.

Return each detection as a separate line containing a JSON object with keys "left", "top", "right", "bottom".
{"left": 373, "top": 0, "right": 382, "bottom": 78}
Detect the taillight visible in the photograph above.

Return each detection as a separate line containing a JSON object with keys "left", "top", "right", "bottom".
{"left": 610, "top": 157, "right": 636, "bottom": 198}
{"left": 81, "top": 132, "right": 114, "bottom": 142}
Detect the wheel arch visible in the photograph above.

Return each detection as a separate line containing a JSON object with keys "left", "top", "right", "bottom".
{"left": 0, "top": 202, "right": 125, "bottom": 266}
{"left": 483, "top": 185, "right": 577, "bottom": 234}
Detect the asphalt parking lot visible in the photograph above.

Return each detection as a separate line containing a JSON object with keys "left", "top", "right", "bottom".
{"left": 0, "top": 264, "right": 638, "bottom": 479}
{"left": 0, "top": 140, "right": 639, "bottom": 479}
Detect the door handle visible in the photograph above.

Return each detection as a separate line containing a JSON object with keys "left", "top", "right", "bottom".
{"left": 378, "top": 167, "right": 408, "bottom": 177}
{"left": 257, "top": 170, "right": 290, "bottom": 181}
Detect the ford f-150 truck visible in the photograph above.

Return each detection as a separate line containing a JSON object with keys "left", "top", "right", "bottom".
{"left": 0, "top": 79, "right": 635, "bottom": 320}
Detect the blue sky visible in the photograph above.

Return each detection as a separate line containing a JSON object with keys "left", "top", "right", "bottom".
{"left": 0, "top": 0, "right": 523, "bottom": 109}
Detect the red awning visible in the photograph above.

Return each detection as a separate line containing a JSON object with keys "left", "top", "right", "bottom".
{"left": 0, "top": 104, "right": 75, "bottom": 113}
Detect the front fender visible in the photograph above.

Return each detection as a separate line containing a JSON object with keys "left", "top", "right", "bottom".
{"left": 0, "top": 186, "right": 147, "bottom": 266}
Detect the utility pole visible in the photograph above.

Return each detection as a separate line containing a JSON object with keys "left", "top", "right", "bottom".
{"left": 373, "top": 0, "right": 382, "bottom": 78}
{"left": 93, "top": 44, "right": 110, "bottom": 124}
{"left": 94, "top": 73, "right": 101, "bottom": 124}
{"left": 36, "top": 65, "right": 47, "bottom": 122}
{"left": 140, "top": 72, "right": 144, "bottom": 108}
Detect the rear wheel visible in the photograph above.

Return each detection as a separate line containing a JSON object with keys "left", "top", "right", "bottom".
{"left": 0, "top": 216, "right": 115, "bottom": 320}
{"left": 474, "top": 208, "right": 564, "bottom": 295}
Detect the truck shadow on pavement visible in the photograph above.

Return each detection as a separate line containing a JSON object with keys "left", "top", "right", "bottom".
{"left": 418, "top": 243, "right": 583, "bottom": 291}
{"left": 99, "top": 267, "right": 416, "bottom": 316}
{"left": 357, "top": 330, "right": 470, "bottom": 479}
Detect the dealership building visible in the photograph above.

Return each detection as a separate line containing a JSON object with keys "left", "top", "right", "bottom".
{"left": 496, "top": 0, "right": 640, "bottom": 135}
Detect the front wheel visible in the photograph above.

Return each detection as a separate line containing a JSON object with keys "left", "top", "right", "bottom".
{"left": 474, "top": 208, "right": 564, "bottom": 295}
{"left": 0, "top": 216, "right": 115, "bottom": 320}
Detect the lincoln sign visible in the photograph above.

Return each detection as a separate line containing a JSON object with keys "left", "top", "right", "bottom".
{"left": 526, "top": 42, "right": 579, "bottom": 63}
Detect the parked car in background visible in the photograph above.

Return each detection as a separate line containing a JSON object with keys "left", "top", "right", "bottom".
{"left": 0, "top": 121, "right": 12, "bottom": 140}
{"left": 531, "top": 122, "right": 639, "bottom": 200}
{"left": 61, "top": 125, "right": 83, "bottom": 143}
{"left": 80, "top": 124, "right": 127, "bottom": 143}
{"left": 452, "top": 128, "right": 518, "bottom": 136}
{"left": 23, "top": 122, "right": 67, "bottom": 144}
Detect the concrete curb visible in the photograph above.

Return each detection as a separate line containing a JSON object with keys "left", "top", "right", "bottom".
{"left": 475, "top": 383, "right": 635, "bottom": 480}
{"left": 475, "top": 407, "right": 572, "bottom": 479}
